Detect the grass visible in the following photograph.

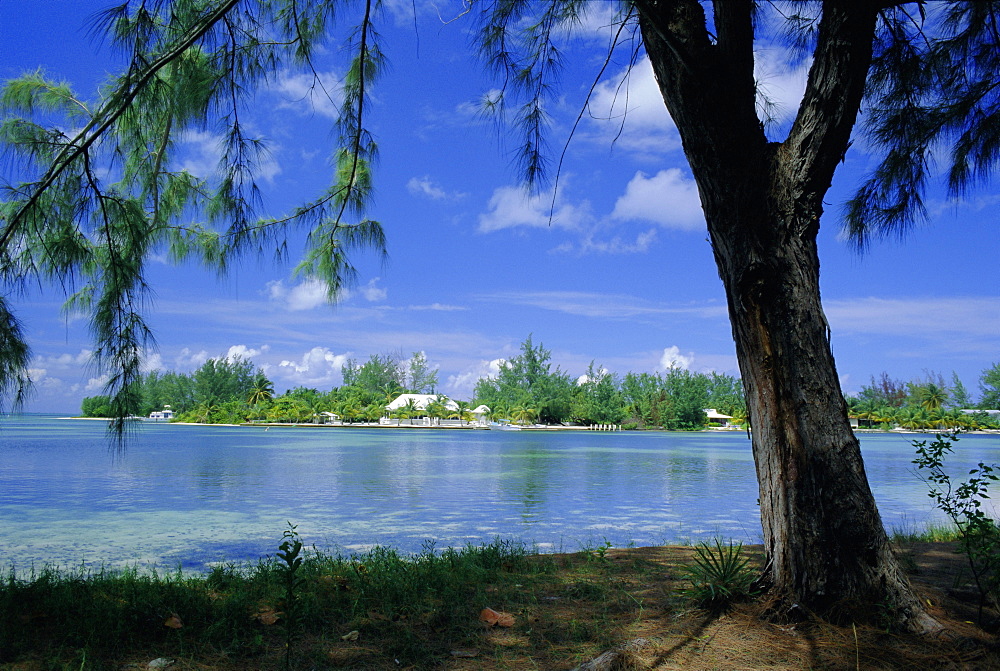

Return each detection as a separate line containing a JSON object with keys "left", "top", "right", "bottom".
{"left": 0, "top": 538, "right": 649, "bottom": 670}
{"left": 890, "top": 522, "right": 962, "bottom": 543}
{"left": 2, "top": 536, "right": 999, "bottom": 670}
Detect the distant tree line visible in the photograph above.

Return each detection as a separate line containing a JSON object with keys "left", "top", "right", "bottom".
{"left": 80, "top": 357, "right": 264, "bottom": 421}
{"left": 844, "top": 366, "right": 1000, "bottom": 430}
{"left": 80, "top": 341, "right": 1000, "bottom": 431}
{"left": 473, "top": 336, "right": 746, "bottom": 429}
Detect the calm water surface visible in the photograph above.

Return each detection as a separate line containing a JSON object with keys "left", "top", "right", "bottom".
{"left": 2, "top": 415, "right": 998, "bottom": 571}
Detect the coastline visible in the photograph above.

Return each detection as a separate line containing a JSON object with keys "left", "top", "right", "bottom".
{"left": 57, "top": 416, "right": 1000, "bottom": 434}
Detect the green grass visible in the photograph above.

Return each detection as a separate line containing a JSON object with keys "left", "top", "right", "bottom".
{"left": 0, "top": 538, "right": 544, "bottom": 669}
{"left": 890, "top": 522, "right": 962, "bottom": 543}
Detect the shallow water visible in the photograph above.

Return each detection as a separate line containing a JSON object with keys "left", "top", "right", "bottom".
{"left": 1, "top": 415, "right": 998, "bottom": 571}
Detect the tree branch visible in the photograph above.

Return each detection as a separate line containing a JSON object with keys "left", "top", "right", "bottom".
{"left": 1, "top": 0, "right": 242, "bottom": 250}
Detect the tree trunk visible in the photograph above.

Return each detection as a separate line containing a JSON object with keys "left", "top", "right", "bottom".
{"left": 636, "top": 0, "right": 937, "bottom": 630}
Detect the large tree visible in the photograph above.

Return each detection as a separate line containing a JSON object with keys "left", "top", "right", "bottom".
{"left": 3, "top": 0, "right": 998, "bottom": 630}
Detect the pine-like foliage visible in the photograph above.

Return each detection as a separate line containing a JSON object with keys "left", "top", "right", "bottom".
{"left": 847, "top": 2, "right": 1000, "bottom": 247}
{"left": 0, "top": 0, "right": 386, "bottom": 428}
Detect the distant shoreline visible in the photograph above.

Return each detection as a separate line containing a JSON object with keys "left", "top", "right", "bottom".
{"left": 56, "top": 416, "right": 1000, "bottom": 434}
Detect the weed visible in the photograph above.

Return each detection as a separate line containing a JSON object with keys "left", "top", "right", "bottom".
{"left": 582, "top": 538, "right": 614, "bottom": 563}
{"left": 275, "top": 522, "right": 304, "bottom": 671}
{"left": 913, "top": 432, "right": 1000, "bottom": 623}
{"left": 683, "top": 538, "right": 758, "bottom": 609}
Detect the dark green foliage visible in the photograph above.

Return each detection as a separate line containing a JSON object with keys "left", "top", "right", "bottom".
{"left": 80, "top": 356, "right": 268, "bottom": 420}
{"left": 80, "top": 394, "right": 113, "bottom": 418}
{"left": 474, "top": 335, "right": 577, "bottom": 425}
{"left": 683, "top": 539, "right": 758, "bottom": 609}
{"left": 913, "top": 432, "right": 1000, "bottom": 624}
{"left": 980, "top": 363, "right": 1000, "bottom": 410}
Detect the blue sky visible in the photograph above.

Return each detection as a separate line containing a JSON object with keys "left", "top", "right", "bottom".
{"left": 4, "top": 2, "right": 998, "bottom": 413}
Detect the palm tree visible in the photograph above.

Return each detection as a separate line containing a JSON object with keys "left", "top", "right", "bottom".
{"left": 917, "top": 384, "right": 948, "bottom": 413}
{"left": 425, "top": 396, "right": 449, "bottom": 426}
{"left": 247, "top": 373, "right": 274, "bottom": 406}
{"left": 510, "top": 404, "right": 537, "bottom": 426}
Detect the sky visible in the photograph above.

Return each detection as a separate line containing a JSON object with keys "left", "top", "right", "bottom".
{"left": 3, "top": 1, "right": 998, "bottom": 413}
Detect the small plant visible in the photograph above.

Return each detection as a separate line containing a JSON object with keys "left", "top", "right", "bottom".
{"left": 276, "top": 522, "right": 305, "bottom": 671}
{"left": 683, "top": 538, "right": 758, "bottom": 608}
{"left": 583, "top": 539, "right": 614, "bottom": 563}
{"left": 913, "top": 432, "right": 1000, "bottom": 623}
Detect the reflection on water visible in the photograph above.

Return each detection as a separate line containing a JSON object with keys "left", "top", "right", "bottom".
{"left": 1, "top": 415, "right": 998, "bottom": 571}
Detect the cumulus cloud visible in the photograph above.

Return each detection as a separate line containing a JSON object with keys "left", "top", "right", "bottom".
{"left": 142, "top": 353, "right": 164, "bottom": 372}
{"left": 176, "top": 348, "right": 209, "bottom": 368}
{"left": 85, "top": 374, "right": 110, "bottom": 392}
{"left": 658, "top": 346, "right": 693, "bottom": 371}
{"left": 611, "top": 169, "right": 704, "bottom": 230}
{"left": 267, "top": 278, "right": 386, "bottom": 310}
{"left": 278, "top": 347, "right": 350, "bottom": 385}
{"left": 225, "top": 344, "right": 269, "bottom": 362}
{"left": 445, "top": 359, "right": 504, "bottom": 398}
{"left": 478, "top": 185, "right": 592, "bottom": 233}
{"left": 267, "top": 279, "right": 330, "bottom": 311}
{"left": 586, "top": 57, "right": 680, "bottom": 156}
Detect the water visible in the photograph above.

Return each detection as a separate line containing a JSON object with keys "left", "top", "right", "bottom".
{"left": 2, "top": 415, "right": 998, "bottom": 572}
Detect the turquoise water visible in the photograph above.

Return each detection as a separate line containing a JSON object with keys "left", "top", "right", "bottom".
{"left": 2, "top": 415, "right": 998, "bottom": 571}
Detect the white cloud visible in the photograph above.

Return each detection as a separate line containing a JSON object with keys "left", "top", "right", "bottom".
{"left": 85, "top": 374, "right": 109, "bottom": 392}
{"left": 278, "top": 347, "right": 350, "bottom": 385}
{"left": 268, "top": 69, "right": 343, "bottom": 119}
{"left": 754, "top": 46, "right": 810, "bottom": 126}
{"left": 445, "top": 359, "right": 504, "bottom": 398}
{"left": 34, "top": 350, "right": 92, "bottom": 367}
{"left": 142, "top": 353, "right": 164, "bottom": 372}
{"left": 407, "top": 303, "right": 469, "bottom": 312}
{"left": 611, "top": 169, "right": 704, "bottom": 230}
{"left": 267, "top": 279, "right": 330, "bottom": 311}
{"left": 177, "top": 129, "right": 281, "bottom": 183}
{"left": 478, "top": 185, "right": 591, "bottom": 233}
{"left": 586, "top": 57, "right": 680, "bottom": 156}
{"left": 356, "top": 278, "right": 387, "bottom": 302}
{"left": 658, "top": 346, "right": 693, "bottom": 371}
{"left": 267, "top": 277, "right": 386, "bottom": 310}
{"left": 407, "top": 175, "right": 447, "bottom": 200}
{"left": 225, "top": 344, "right": 269, "bottom": 362}
{"left": 176, "top": 348, "right": 209, "bottom": 368}
{"left": 556, "top": 228, "right": 659, "bottom": 255}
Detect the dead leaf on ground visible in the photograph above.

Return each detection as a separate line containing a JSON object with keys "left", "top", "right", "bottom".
{"left": 341, "top": 630, "right": 360, "bottom": 641}
{"left": 253, "top": 608, "right": 281, "bottom": 625}
{"left": 163, "top": 614, "right": 183, "bottom": 629}
{"left": 479, "top": 607, "right": 515, "bottom": 627}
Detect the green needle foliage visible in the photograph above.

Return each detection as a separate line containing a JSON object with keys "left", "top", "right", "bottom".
{"left": 1, "top": 0, "right": 387, "bottom": 430}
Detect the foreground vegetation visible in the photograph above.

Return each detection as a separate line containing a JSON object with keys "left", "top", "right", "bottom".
{"left": 3, "top": 532, "right": 999, "bottom": 671}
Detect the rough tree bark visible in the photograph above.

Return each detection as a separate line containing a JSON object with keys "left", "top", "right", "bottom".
{"left": 635, "top": 0, "right": 938, "bottom": 630}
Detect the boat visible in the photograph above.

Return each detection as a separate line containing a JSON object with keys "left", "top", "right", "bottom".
{"left": 489, "top": 420, "right": 521, "bottom": 431}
